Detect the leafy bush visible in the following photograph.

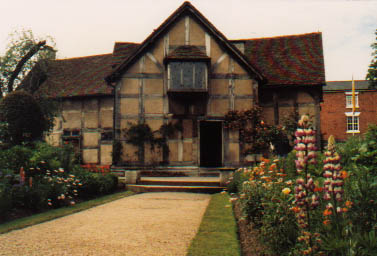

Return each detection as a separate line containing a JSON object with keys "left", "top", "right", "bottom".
{"left": 73, "top": 168, "right": 118, "bottom": 200}
{"left": 0, "top": 145, "right": 34, "bottom": 172}
{"left": 233, "top": 158, "right": 298, "bottom": 255}
{"left": 0, "top": 91, "right": 47, "bottom": 145}
{"left": 0, "top": 142, "right": 118, "bottom": 222}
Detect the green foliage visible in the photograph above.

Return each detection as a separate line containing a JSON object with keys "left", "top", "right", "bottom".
{"left": 72, "top": 168, "right": 118, "bottom": 200}
{"left": 224, "top": 107, "right": 291, "bottom": 156}
{"left": 122, "top": 121, "right": 181, "bottom": 163}
{"left": 0, "top": 91, "right": 47, "bottom": 145}
{"left": 0, "top": 29, "right": 56, "bottom": 93}
{"left": 354, "top": 124, "right": 377, "bottom": 169}
{"left": 233, "top": 159, "right": 299, "bottom": 255}
{"left": 226, "top": 169, "right": 249, "bottom": 194}
{"left": 0, "top": 142, "right": 118, "bottom": 222}
{"left": 228, "top": 123, "right": 377, "bottom": 256}
{"left": 0, "top": 145, "right": 33, "bottom": 171}
{"left": 366, "top": 29, "right": 377, "bottom": 88}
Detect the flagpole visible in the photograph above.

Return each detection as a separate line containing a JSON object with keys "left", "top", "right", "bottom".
{"left": 352, "top": 76, "right": 355, "bottom": 136}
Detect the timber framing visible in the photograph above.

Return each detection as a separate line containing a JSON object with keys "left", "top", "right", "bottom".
{"left": 29, "top": 1, "right": 325, "bottom": 167}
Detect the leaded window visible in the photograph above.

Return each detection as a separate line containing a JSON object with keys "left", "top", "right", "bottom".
{"left": 168, "top": 62, "right": 207, "bottom": 90}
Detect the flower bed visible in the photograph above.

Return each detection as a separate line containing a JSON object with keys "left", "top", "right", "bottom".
{"left": 227, "top": 117, "right": 377, "bottom": 255}
{"left": 0, "top": 142, "right": 118, "bottom": 224}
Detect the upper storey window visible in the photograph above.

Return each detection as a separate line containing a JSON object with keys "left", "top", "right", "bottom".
{"left": 168, "top": 61, "right": 207, "bottom": 90}
{"left": 165, "top": 45, "right": 209, "bottom": 93}
{"left": 345, "top": 92, "right": 359, "bottom": 108}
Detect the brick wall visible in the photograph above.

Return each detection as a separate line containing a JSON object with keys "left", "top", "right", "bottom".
{"left": 321, "top": 90, "right": 377, "bottom": 142}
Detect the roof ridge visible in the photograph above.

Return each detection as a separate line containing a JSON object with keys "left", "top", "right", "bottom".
{"left": 114, "top": 41, "right": 140, "bottom": 45}
{"left": 327, "top": 80, "right": 367, "bottom": 82}
{"left": 57, "top": 53, "right": 112, "bottom": 61}
{"left": 230, "top": 32, "right": 322, "bottom": 42}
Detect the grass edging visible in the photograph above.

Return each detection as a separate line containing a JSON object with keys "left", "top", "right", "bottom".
{"left": 0, "top": 191, "right": 134, "bottom": 234}
{"left": 187, "top": 193, "right": 241, "bottom": 256}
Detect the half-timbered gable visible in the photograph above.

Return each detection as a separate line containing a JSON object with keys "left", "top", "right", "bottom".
{"left": 28, "top": 1, "right": 325, "bottom": 168}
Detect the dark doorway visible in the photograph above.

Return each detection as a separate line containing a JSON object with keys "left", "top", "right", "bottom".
{"left": 200, "top": 121, "right": 222, "bottom": 167}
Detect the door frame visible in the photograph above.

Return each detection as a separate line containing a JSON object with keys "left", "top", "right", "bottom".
{"left": 198, "top": 120, "right": 223, "bottom": 167}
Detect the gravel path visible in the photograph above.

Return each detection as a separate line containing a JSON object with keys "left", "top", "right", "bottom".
{"left": 0, "top": 192, "right": 211, "bottom": 256}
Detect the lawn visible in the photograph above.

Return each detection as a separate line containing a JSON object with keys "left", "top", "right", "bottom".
{"left": 187, "top": 192, "right": 241, "bottom": 256}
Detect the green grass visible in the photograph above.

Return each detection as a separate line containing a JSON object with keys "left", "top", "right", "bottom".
{"left": 0, "top": 191, "right": 134, "bottom": 234}
{"left": 187, "top": 193, "right": 241, "bottom": 256}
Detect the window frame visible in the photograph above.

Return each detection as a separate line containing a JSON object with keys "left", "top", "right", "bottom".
{"left": 345, "top": 112, "right": 360, "bottom": 133}
{"left": 345, "top": 92, "right": 359, "bottom": 109}
{"left": 167, "top": 61, "right": 208, "bottom": 91}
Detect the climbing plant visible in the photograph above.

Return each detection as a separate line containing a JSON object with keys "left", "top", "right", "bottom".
{"left": 121, "top": 121, "right": 182, "bottom": 162}
{"left": 224, "top": 107, "right": 291, "bottom": 156}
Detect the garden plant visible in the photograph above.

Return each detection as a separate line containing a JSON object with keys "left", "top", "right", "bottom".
{"left": 227, "top": 116, "right": 377, "bottom": 256}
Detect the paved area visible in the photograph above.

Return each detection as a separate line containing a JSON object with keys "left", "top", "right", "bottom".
{"left": 0, "top": 192, "right": 211, "bottom": 256}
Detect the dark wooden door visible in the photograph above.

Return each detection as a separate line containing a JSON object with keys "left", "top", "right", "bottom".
{"left": 200, "top": 121, "right": 222, "bottom": 167}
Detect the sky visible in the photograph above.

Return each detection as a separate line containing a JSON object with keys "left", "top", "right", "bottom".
{"left": 0, "top": 0, "right": 376, "bottom": 81}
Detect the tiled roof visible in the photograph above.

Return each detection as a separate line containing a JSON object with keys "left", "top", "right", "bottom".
{"left": 112, "top": 42, "right": 140, "bottom": 67}
{"left": 166, "top": 45, "right": 209, "bottom": 60}
{"left": 234, "top": 32, "right": 325, "bottom": 86}
{"left": 324, "top": 80, "right": 372, "bottom": 91}
{"left": 35, "top": 54, "right": 114, "bottom": 98}
{"left": 33, "top": 43, "right": 138, "bottom": 98}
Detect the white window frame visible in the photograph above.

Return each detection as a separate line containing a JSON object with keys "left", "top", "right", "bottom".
{"left": 345, "top": 92, "right": 359, "bottom": 109}
{"left": 345, "top": 112, "right": 360, "bottom": 133}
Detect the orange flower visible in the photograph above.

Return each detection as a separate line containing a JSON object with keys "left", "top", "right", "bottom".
{"left": 282, "top": 187, "right": 291, "bottom": 195}
{"left": 342, "top": 207, "right": 348, "bottom": 212}
{"left": 345, "top": 200, "right": 352, "bottom": 208}
{"left": 314, "top": 187, "right": 323, "bottom": 192}
{"left": 269, "top": 164, "right": 277, "bottom": 171}
{"left": 261, "top": 157, "right": 270, "bottom": 164}
{"left": 323, "top": 219, "right": 331, "bottom": 225}
{"left": 341, "top": 170, "right": 348, "bottom": 179}
{"left": 291, "top": 206, "right": 301, "bottom": 213}
{"left": 323, "top": 209, "right": 332, "bottom": 216}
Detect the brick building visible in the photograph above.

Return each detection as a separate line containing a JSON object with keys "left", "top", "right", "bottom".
{"left": 25, "top": 2, "right": 325, "bottom": 168}
{"left": 321, "top": 80, "right": 377, "bottom": 143}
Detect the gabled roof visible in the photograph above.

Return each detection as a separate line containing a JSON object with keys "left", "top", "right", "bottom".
{"left": 105, "top": 1, "right": 265, "bottom": 84}
{"left": 233, "top": 32, "right": 325, "bottom": 86}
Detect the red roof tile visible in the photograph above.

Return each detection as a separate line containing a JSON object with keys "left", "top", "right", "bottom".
{"left": 112, "top": 42, "right": 139, "bottom": 67}
{"left": 33, "top": 43, "right": 138, "bottom": 98}
{"left": 35, "top": 54, "right": 114, "bottom": 98}
{"left": 235, "top": 32, "right": 325, "bottom": 86}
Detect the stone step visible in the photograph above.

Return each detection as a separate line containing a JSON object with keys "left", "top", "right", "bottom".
{"left": 139, "top": 177, "right": 221, "bottom": 187}
{"left": 126, "top": 184, "right": 225, "bottom": 194}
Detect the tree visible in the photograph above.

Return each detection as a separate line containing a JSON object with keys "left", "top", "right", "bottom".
{"left": 366, "top": 29, "right": 377, "bottom": 88}
{"left": 0, "top": 29, "right": 56, "bottom": 96}
{"left": 0, "top": 91, "right": 49, "bottom": 146}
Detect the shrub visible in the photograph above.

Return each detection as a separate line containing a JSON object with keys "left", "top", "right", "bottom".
{"left": 234, "top": 158, "right": 298, "bottom": 255}
{"left": 73, "top": 168, "right": 118, "bottom": 200}
{"left": 0, "top": 91, "right": 47, "bottom": 145}
{"left": 0, "top": 145, "right": 33, "bottom": 171}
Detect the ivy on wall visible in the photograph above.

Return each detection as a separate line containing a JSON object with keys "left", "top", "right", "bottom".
{"left": 224, "top": 107, "right": 292, "bottom": 156}
{"left": 113, "top": 121, "right": 182, "bottom": 164}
